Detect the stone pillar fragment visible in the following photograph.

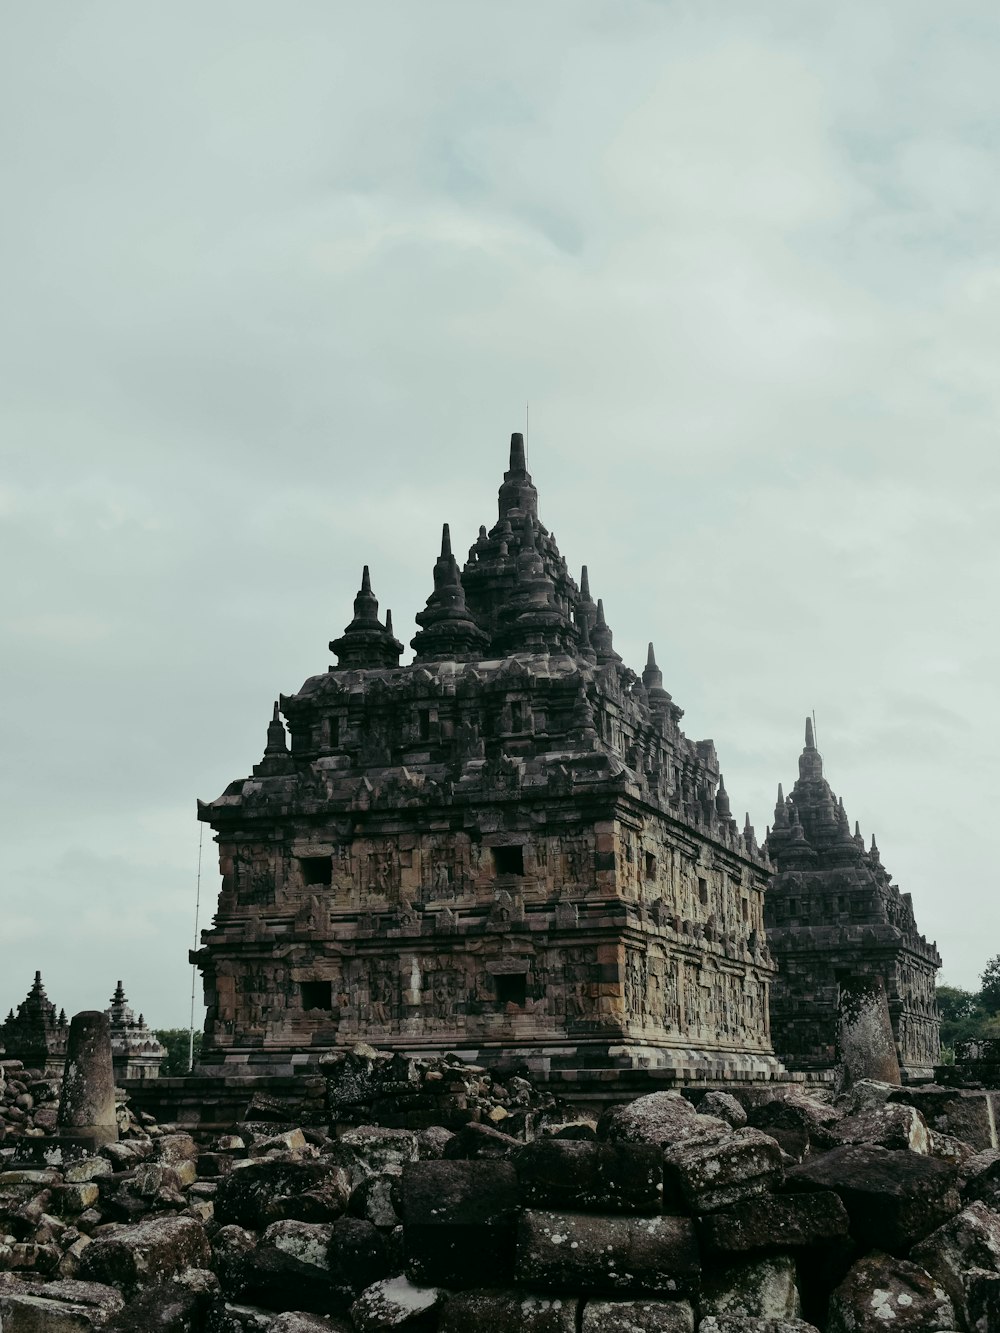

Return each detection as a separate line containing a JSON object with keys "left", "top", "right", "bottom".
{"left": 837, "top": 975, "right": 901, "bottom": 1088}
{"left": 58, "top": 1010, "right": 119, "bottom": 1146}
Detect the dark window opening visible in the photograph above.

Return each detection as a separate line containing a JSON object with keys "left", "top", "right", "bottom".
{"left": 300, "top": 856, "right": 333, "bottom": 887}
{"left": 300, "top": 980, "right": 333, "bottom": 1011}
{"left": 788, "top": 898, "right": 797, "bottom": 915}
{"left": 645, "top": 852, "right": 656, "bottom": 879}
{"left": 838, "top": 896, "right": 846, "bottom": 911}
{"left": 741, "top": 898, "right": 749, "bottom": 921}
{"left": 496, "top": 974, "right": 527, "bottom": 1007}
{"left": 698, "top": 877, "right": 709, "bottom": 906}
{"left": 418, "top": 709, "right": 431, "bottom": 741}
{"left": 330, "top": 716, "right": 340, "bottom": 747}
{"left": 493, "top": 845, "right": 524, "bottom": 876}
{"left": 510, "top": 701, "right": 523, "bottom": 731}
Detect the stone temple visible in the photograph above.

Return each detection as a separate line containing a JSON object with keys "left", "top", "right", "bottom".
{"left": 194, "top": 433, "right": 783, "bottom": 1084}
{"left": 765, "top": 721, "right": 941, "bottom": 1081}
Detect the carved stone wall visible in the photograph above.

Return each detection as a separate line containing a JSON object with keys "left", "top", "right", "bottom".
{"left": 194, "top": 436, "right": 781, "bottom": 1082}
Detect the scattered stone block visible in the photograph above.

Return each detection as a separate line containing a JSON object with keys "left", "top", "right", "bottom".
{"left": 699, "top": 1320, "right": 819, "bottom": 1332}
{"left": 214, "top": 1159, "right": 351, "bottom": 1228}
{"left": 784, "top": 1144, "right": 960, "bottom": 1253}
{"left": 598, "top": 1092, "right": 729, "bottom": 1149}
{"left": 700, "top": 1255, "right": 801, "bottom": 1322}
{"left": 515, "top": 1210, "right": 699, "bottom": 1297}
{"left": 581, "top": 1296, "right": 695, "bottom": 1331}
{"left": 891, "top": 1086, "right": 1000, "bottom": 1152}
{"left": 350, "top": 1274, "right": 445, "bottom": 1331}
{"left": 439, "top": 1287, "right": 579, "bottom": 1332}
{"left": 663, "top": 1129, "right": 783, "bottom": 1213}
{"left": 77, "top": 1214, "right": 211, "bottom": 1293}
{"left": 0, "top": 1275, "right": 125, "bottom": 1330}
{"left": 400, "top": 1159, "right": 519, "bottom": 1287}
{"left": 826, "top": 1253, "right": 957, "bottom": 1333}
{"left": 830, "top": 1103, "right": 930, "bottom": 1154}
{"left": 514, "top": 1139, "right": 662, "bottom": 1213}
{"left": 700, "top": 1190, "right": 849, "bottom": 1255}
{"left": 910, "top": 1200, "right": 1000, "bottom": 1328}
{"left": 699, "top": 1093, "right": 748, "bottom": 1129}
{"left": 341, "top": 1127, "right": 419, "bottom": 1174}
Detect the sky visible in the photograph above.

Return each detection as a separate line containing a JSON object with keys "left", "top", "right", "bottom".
{"left": 2, "top": 2, "right": 999, "bottom": 1028}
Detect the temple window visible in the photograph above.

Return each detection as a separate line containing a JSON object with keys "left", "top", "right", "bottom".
{"left": 645, "top": 852, "right": 656, "bottom": 880}
{"left": 496, "top": 974, "right": 527, "bottom": 1007}
{"left": 698, "top": 877, "right": 709, "bottom": 906}
{"left": 418, "top": 708, "right": 431, "bottom": 741}
{"left": 300, "top": 980, "right": 333, "bottom": 1011}
{"left": 299, "top": 856, "right": 333, "bottom": 887}
{"left": 493, "top": 845, "right": 524, "bottom": 876}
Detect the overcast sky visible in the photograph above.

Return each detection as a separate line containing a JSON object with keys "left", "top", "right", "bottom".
{"left": 2, "top": 2, "right": 998, "bottom": 1029}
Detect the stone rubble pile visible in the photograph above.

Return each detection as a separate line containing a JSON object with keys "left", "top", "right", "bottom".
{"left": 0, "top": 1050, "right": 999, "bottom": 1331}
{"left": 0, "top": 1060, "right": 62, "bottom": 1142}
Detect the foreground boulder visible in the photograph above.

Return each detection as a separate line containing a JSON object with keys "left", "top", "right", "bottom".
{"left": 581, "top": 1297, "right": 695, "bottom": 1330}
{"left": 784, "top": 1144, "right": 960, "bottom": 1253}
{"left": 516, "top": 1210, "right": 699, "bottom": 1297}
{"left": 77, "top": 1214, "right": 211, "bottom": 1294}
{"left": 910, "top": 1200, "right": 1000, "bottom": 1329}
{"left": 0, "top": 1275, "right": 125, "bottom": 1329}
{"left": 350, "top": 1274, "right": 445, "bottom": 1331}
{"left": 438, "top": 1287, "right": 579, "bottom": 1331}
{"left": 825, "top": 1253, "right": 957, "bottom": 1333}
{"left": 599, "top": 1092, "right": 729, "bottom": 1149}
{"left": 513, "top": 1140, "right": 662, "bottom": 1213}
{"left": 214, "top": 1159, "right": 351, "bottom": 1228}
{"left": 699, "top": 1191, "right": 850, "bottom": 1256}
{"left": 700, "top": 1255, "right": 801, "bottom": 1323}
{"left": 400, "top": 1159, "right": 519, "bottom": 1288}
{"left": 663, "top": 1129, "right": 783, "bottom": 1213}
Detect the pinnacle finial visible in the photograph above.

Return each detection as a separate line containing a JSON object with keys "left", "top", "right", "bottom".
{"left": 509, "top": 431, "right": 526, "bottom": 472}
{"left": 361, "top": 565, "right": 371, "bottom": 594}
{"left": 647, "top": 642, "right": 656, "bottom": 668}
{"left": 805, "top": 716, "right": 815, "bottom": 749}
{"left": 580, "top": 565, "right": 591, "bottom": 599}
{"left": 596, "top": 598, "right": 607, "bottom": 627}
{"left": 440, "top": 524, "right": 452, "bottom": 559}
{"left": 385, "top": 609, "right": 393, "bottom": 634}
{"left": 272, "top": 701, "right": 280, "bottom": 722}
{"left": 777, "top": 782, "right": 784, "bottom": 803}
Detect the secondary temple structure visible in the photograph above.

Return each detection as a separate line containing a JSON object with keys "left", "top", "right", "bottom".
{"left": 765, "top": 721, "right": 941, "bottom": 1080}
{"left": 194, "top": 434, "right": 782, "bottom": 1082}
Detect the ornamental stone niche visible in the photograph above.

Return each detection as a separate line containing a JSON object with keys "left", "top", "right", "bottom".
{"left": 193, "top": 433, "right": 783, "bottom": 1083}
{"left": 765, "top": 720, "right": 941, "bottom": 1082}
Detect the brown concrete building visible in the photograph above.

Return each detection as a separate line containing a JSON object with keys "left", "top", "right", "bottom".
{"left": 193, "top": 433, "right": 782, "bottom": 1083}
{"left": 765, "top": 721, "right": 941, "bottom": 1081}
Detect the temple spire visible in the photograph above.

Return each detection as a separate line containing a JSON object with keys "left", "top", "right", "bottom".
{"left": 509, "top": 431, "right": 526, "bottom": 473}
{"left": 590, "top": 598, "right": 622, "bottom": 665}
{"left": 715, "top": 774, "right": 731, "bottom": 818}
{"left": 497, "top": 430, "right": 538, "bottom": 521}
{"left": 798, "top": 715, "right": 824, "bottom": 781}
{"left": 330, "top": 567, "right": 404, "bottom": 669}
{"left": 411, "top": 521, "right": 489, "bottom": 662}
{"left": 264, "top": 701, "right": 289, "bottom": 757}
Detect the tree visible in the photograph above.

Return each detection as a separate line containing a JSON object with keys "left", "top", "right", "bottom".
{"left": 980, "top": 956, "right": 1000, "bottom": 1015}
{"left": 154, "top": 1029, "right": 202, "bottom": 1077}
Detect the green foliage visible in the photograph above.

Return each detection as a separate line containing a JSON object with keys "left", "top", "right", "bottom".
{"left": 981, "top": 956, "right": 1000, "bottom": 1015}
{"left": 154, "top": 1028, "right": 202, "bottom": 1078}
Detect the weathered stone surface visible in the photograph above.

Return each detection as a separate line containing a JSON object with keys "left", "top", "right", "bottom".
{"left": 515, "top": 1210, "right": 699, "bottom": 1297}
{"left": 442, "top": 1124, "right": 520, "bottom": 1160}
{"left": 340, "top": 1127, "right": 418, "bottom": 1174}
{"left": 784, "top": 1144, "right": 960, "bottom": 1253}
{"left": 77, "top": 1215, "right": 211, "bottom": 1293}
{"left": 349, "top": 1175, "right": 400, "bottom": 1229}
{"left": 400, "top": 1159, "right": 519, "bottom": 1287}
{"left": 580, "top": 1297, "right": 695, "bottom": 1331}
{"left": 747, "top": 1097, "right": 841, "bottom": 1155}
{"left": 910, "top": 1200, "right": 1000, "bottom": 1328}
{"left": 699, "top": 1092, "right": 748, "bottom": 1129}
{"left": 350, "top": 1275, "right": 445, "bottom": 1331}
{"left": 599, "top": 1093, "right": 730, "bottom": 1149}
{"left": 826, "top": 1253, "right": 957, "bottom": 1333}
{"left": 0, "top": 1276, "right": 125, "bottom": 1331}
{"left": 439, "top": 1287, "right": 579, "bottom": 1332}
{"left": 58, "top": 1012, "right": 118, "bottom": 1148}
{"left": 237, "top": 1217, "right": 386, "bottom": 1314}
{"left": 514, "top": 1139, "right": 662, "bottom": 1213}
{"left": 214, "top": 1159, "right": 351, "bottom": 1228}
{"left": 663, "top": 1129, "right": 783, "bottom": 1213}
{"left": 700, "top": 1255, "right": 801, "bottom": 1322}
{"left": 700, "top": 1190, "right": 849, "bottom": 1255}
{"left": 269, "top": 1313, "right": 353, "bottom": 1333}
{"left": 699, "top": 1321, "right": 819, "bottom": 1333}
{"left": 891, "top": 1086, "right": 1000, "bottom": 1153}
{"left": 830, "top": 1103, "right": 930, "bottom": 1154}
